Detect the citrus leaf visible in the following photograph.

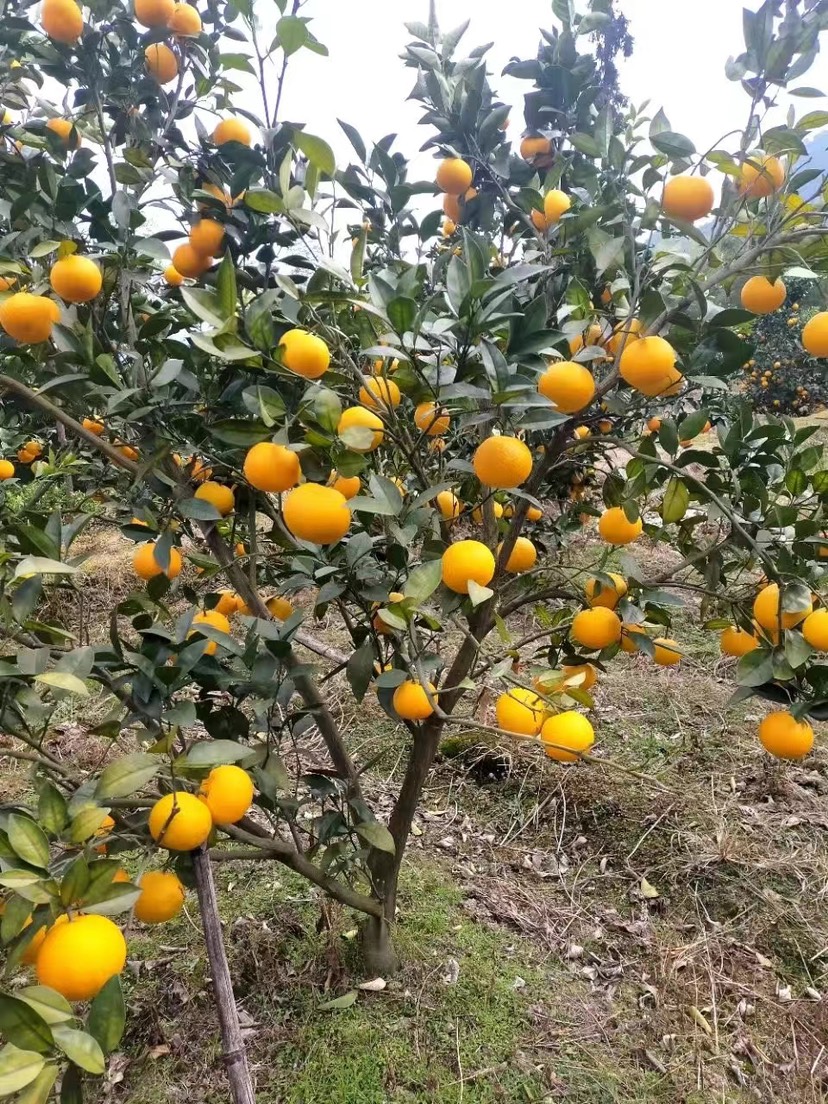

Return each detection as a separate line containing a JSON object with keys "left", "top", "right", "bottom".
{"left": 16, "top": 988, "right": 73, "bottom": 1026}
{"left": 293, "top": 130, "right": 335, "bottom": 176}
{"left": 7, "top": 815, "right": 50, "bottom": 869}
{"left": 318, "top": 991, "right": 357, "bottom": 1011}
{"left": 0, "top": 997, "right": 53, "bottom": 1052}
{"left": 34, "top": 672, "right": 88, "bottom": 696}
{"left": 403, "top": 560, "right": 443, "bottom": 604}
{"left": 87, "top": 977, "right": 125, "bottom": 1055}
{"left": 355, "top": 822, "right": 395, "bottom": 853}
{"left": 14, "top": 1063, "right": 58, "bottom": 1104}
{"left": 185, "top": 740, "right": 250, "bottom": 767}
{"left": 0, "top": 1044, "right": 45, "bottom": 1095}
{"left": 96, "top": 752, "right": 160, "bottom": 800}
{"left": 467, "top": 579, "right": 493, "bottom": 607}
{"left": 13, "top": 557, "right": 78, "bottom": 580}
{"left": 51, "top": 1026, "right": 105, "bottom": 1075}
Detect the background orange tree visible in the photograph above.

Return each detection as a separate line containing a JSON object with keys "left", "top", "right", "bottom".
{"left": 1, "top": 0, "right": 828, "bottom": 1098}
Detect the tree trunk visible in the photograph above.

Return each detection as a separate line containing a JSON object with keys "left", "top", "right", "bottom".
{"left": 359, "top": 913, "right": 399, "bottom": 976}
{"left": 192, "top": 847, "right": 256, "bottom": 1104}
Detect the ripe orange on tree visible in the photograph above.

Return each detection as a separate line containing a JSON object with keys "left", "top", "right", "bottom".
{"left": 802, "top": 312, "right": 828, "bottom": 357}
{"left": 543, "top": 189, "right": 571, "bottom": 223}
{"left": 189, "top": 218, "right": 225, "bottom": 257}
{"left": 720, "top": 626, "right": 758, "bottom": 656}
{"left": 189, "top": 608, "right": 231, "bottom": 655}
{"left": 0, "top": 460, "right": 14, "bottom": 480}
{"left": 338, "top": 406, "right": 384, "bottom": 451}
{"left": 435, "top": 157, "right": 473, "bottom": 195}
{"left": 541, "top": 711, "right": 594, "bottom": 762}
{"left": 279, "top": 328, "right": 330, "bottom": 378}
{"left": 741, "top": 276, "right": 786, "bottom": 314}
{"left": 145, "top": 42, "right": 179, "bottom": 84}
{"left": 359, "top": 376, "right": 401, "bottom": 409}
{"left": 561, "top": 663, "right": 597, "bottom": 692}
{"left": 538, "top": 360, "right": 596, "bottom": 413}
{"left": 652, "top": 638, "right": 682, "bottom": 666}
{"left": 135, "top": 0, "right": 174, "bottom": 27}
{"left": 661, "top": 175, "right": 715, "bottom": 221}
{"left": 199, "top": 765, "right": 254, "bottom": 824}
{"left": 519, "top": 135, "right": 553, "bottom": 166}
{"left": 496, "top": 687, "right": 545, "bottom": 735}
{"left": 619, "top": 335, "right": 683, "bottom": 396}
{"left": 243, "top": 441, "right": 301, "bottom": 493}
{"left": 436, "top": 490, "right": 461, "bottom": 520}
{"left": 282, "top": 483, "right": 351, "bottom": 544}
{"left": 758, "top": 710, "right": 814, "bottom": 759}
{"left": 50, "top": 255, "right": 102, "bottom": 302}
{"left": 753, "top": 582, "right": 811, "bottom": 631}
{"left": 149, "top": 791, "right": 213, "bottom": 851}
{"left": 329, "top": 471, "right": 361, "bottom": 499}
{"left": 442, "top": 187, "right": 477, "bottom": 222}
{"left": 473, "top": 436, "right": 532, "bottom": 488}
{"left": 802, "top": 609, "right": 828, "bottom": 650}
{"left": 37, "top": 915, "right": 127, "bottom": 1001}
{"left": 168, "top": 2, "right": 201, "bottom": 33}
{"left": 571, "top": 607, "right": 622, "bottom": 650}
{"left": 414, "top": 401, "right": 450, "bottom": 435}
{"left": 585, "top": 573, "right": 627, "bottom": 609}
{"left": 82, "top": 416, "right": 104, "bottom": 435}
{"left": 471, "top": 500, "right": 503, "bottom": 524}
{"left": 134, "top": 870, "right": 186, "bottom": 924}
{"left": 45, "top": 117, "right": 80, "bottom": 147}
{"left": 598, "top": 506, "right": 642, "bottom": 545}
{"left": 0, "top": 292, "right": 60, "bottom": 343}
{"left": 133, "top": 541, "right": 182, "bottom": 580}
{"left": 739, "top": 152, "right": 784, "bottom": 198}
{"left": 213, "top": 117, "right": 251, "bottom": 146}
{"left": 164, "top": 264, "right": 184, "bottom": 286}
{"left": 499, "top": 536, "right": 537, "bottom": 573}
{"left": 393, "top": 680, "right": 436, "bottom": 720}
{"left": 266, "top": 595, "right": 294, "bottom": 620}
{"left": 441, "top": 540, "right": 495, "bottom": 594}
{"left": 172, "top": 243, "right": 210, "bottom": 278}
{"left": 41, "top": 0, "right": 83, "bottom": 43}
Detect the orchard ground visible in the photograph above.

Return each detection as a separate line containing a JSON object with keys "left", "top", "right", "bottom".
{"left": 4, "top": 422, "right": 827, "bottom": 1104}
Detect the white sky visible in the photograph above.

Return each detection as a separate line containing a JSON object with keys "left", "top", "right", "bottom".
{"left": 276, "top": 0, "right": 828, "bottom": 172}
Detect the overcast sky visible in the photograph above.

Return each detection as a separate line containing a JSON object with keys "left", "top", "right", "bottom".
{"left": 275, "top": 0, "right": 828, "bottom": 173}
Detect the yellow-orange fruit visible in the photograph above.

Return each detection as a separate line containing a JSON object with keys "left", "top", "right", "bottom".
{"left": 741, "top": 276, "right": 786, "bottom": 314}
{"left": 661, "top": 175, "right": 715, "bottom": 221}
{"left": 282, "top": 483, "right": 351, "bottom": 544}
{"left": 435, "top": 157, "right": 473, "bottom": 195}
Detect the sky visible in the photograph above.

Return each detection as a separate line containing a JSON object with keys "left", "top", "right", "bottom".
{"left": 273, "top": 0, "right": 828, "bottom": 173}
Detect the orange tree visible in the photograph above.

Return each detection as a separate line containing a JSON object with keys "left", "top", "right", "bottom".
{"left": 2, "top": 0, "right": 828, "bottom": 1097}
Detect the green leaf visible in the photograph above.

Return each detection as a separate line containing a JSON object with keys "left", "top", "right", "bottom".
{"left": 293, "top": 131, "right": 335, "bottom": 176}
{"left": 737, "top": 648, "right": 774, "bottom": 687}
{"left": 186, "top": 740, "right": 249, "bottom": 767}
{"left": 16, "top": 989, "right": 73, "bottom": 1028}
{"left": 355, "top": 821, "right": 395, "bottom": 853}
{"left": 51, "top": 1026, "right": 105, "bottom": 1075}
{"left": 403, "top": 560, "right": 443, "bottom": 604}
{"left": 7, "top": 815, "right": 50, "bottom": 869}
{"left": 68, "top": 806, "right": 111, "bottom": 845}
{"left": 0, "top": 998, "right": 53, "bottom": 1053}
{"left": 180, "top": 287, "right": 227, "bottom": 327}
{"left": 0, "top": 1045, "right": 45, "bottom": 1095}
{"left": 96, "top": 752, "right": 160, "bottom": 800}
{"left": 661, "top": 478, "right": 689, "bottom": 523}
{"left": 569, "top": 132, "right": 601, "bottom": 157}
{"left": 337, "top": 118, "right": 366, "bottom": 163}
{"left": 14, "top": 1064, "right": 58, "bottom": 1104}
{"left": 34, "top": 672, "right": 88, "bottom": 696}
{"left": 208, "top": 420, "right": 270, "bottom": 447}
{"left": 28, "top": 240, "right": 61, "bottom": 258}
{"left": 345, "top": 639, "right": 374, "bottom": 704}
{"left": 37, "top": 783, "right": 67, "bottom": 836}
{"left": 318, "top": 991, "right": 357, "bottom": 1011}
{"left": 651, "top": 131, "right": 696, "bottom": 157}
{"left": 243, "top": 189, "right": 284, "bottom": 214}
{"left": 87, "top": 977, "right": 125, "bottom": 1055}
{"left": 215, "top": 252, "right": 237, "bottom": 320}
{"left": 277, "top": 14, "right": 308, "bottom": 54}
{"left": 13, "top": 557, "right": 78, "bottom": 580}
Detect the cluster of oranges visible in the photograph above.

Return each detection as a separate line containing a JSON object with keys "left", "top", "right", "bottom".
{"left": 15, "top": 439, "right": 42, "bottom": 465}
{"left": 0, "top": 252, "right": 101, "bottom": 344}
{"left": 17, "top": 764, "right": 255, "bottom": 1003}
{"left": 136, "top": 0, "right": 202, "bottom": 87}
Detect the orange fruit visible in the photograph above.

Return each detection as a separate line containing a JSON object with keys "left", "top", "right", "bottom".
{"left": 135, "top": 0, "right": 174, "bottom": 25}
{"left": 133, "top": 541, "right": 182, "bottom": 580}
{"left": 802, "top": 609, "right": 828, "bottom": 650}
{"left": 279, "top": 328, "right": 330, "bottom": 378}
{"left": 442, "top": 187, "right": 477, "bottom": 222}
{"left": 758, "top": 710, "right": 813, "bottom": 759}
{"left": 282, "top": 483, "right": 351, "bottom": 544}
{"left": 720, "top": 626, "right": 758, "bottom": 657}
{"left": 496, "top": 687, "right": 545, "bottom": 735}
{"left": 266, "top": 595, "right": 294, "bottom": 620}
{"left": 172, "top": 243, "right": 210, "bottom": 278}
{"left": 213, "top": 118, "right": 251, "bottom": 146}
{"left": 543, "top": 189, "right": 570, "bottom": 222}
{"left": 473, "top": 436, "right": 532, "bottom": 488}
{"left": 213, "top": 591, "right": 241, "bottom": 617}
{"left": 37, "top": 915, "right": 126, "bottom": 1001}
{"left": 606, "top": 317, "right": 644, "bottom": 357}
{"left": 134, "top": 870, "right": 186, "bottom": 924}
{"left": 620, "top": 623, "right": 648, "bottom": 653}
{"left": 569, "top": 323, "right": 606, "bottom": 356}
{"left": 194, "top": 481, "right": 234, "bottom": 515}
{"left": 647, "top": 416, "right": 661, "bottom": 433}
{"left": 164, "top": 264, "right": 184, "bottom": 286}
{"left": 243, "top": 441, "right": 300, "bottom": 493}
{"left": 802, "top": 312, "right": 828, "bottom": 357}
{"left": 519, "top": 135, "right": 553, "bottom": 165}
{"left": 393, "top": 680, "right": 436, "bottom": 720}
{"left": 189, "top": 218, "right": 224, "bottom": 257}
{"left": 585, "top": 573, "right": 627, "bottom": 609}
{"left": 45, "top": 117, "right": 80, "bottom": 147}
{"left": 571, "top": 607, "right": 622, "bottom": 650}
{"left": 436, "top": 490, "right": 461, "bottom": 521}
{"left": 538, "top": 361, "right": 595, "bottom": 414}
{"left": 531, "top": 208, "right": 549, "bottom": 233}
{"left": 0, "top": 293, "right": 60, "bottom": 343}
{"left": 441, "top": 540, "right": 495, "bottom": 594}
{"left": 82, "top": 417, "right": 104, "bottom": 436}
{"left": 359, "top": 376, "right": 401, "bottom": 410}
{"left": 199, "top": 764, "right": 254, "bottom": 824}
{"left": 41, "top": 0, "right": 83, "bottom": 43}
{"left": 329, "top": 471, "right": 361, "bottom": 499}
{"left": 189, "top": 608, "right": 231, "bottom": 655}
{"left": 498, "top": 536, "right": 537, "bottom": 573}
{"left": 739, "top": 153, "right": 784, "bottom": 198}
{"left": 471, "top": 500, "right": 503, "bottom": 525}
{"left": 0, "top": 460, "right": 14, "bottom": 480}
{"left": 661, "top": 175, "right": 715, "bottom": 221}
{"left": 619, "top": 336, "right": 682, "bottom": 396}
{"left": 168, "top": 1, "right": 201, "bottom": 32}
{"left": 149, "top": 791, "right": 213, "bottom": 850}
{"left": 598, "top": 506, "right": 642, "bottom": 545}
{"left": 652, "top": 637, "right": 681, "bottom": 666}
{"left": 541, "top": 711, "right": 594, "bottom": 762}
{"left": 338, "top": 406, "right": 384, "bottom": 451}
{"left": 573, "top": 426, "right": 589, "bottom": 440}
{"left": 741, "top": 276, "right": 786, "bottom": 314}
{"left": 49, "top": 255, "right": 102, "bottom": 303}
{"left": 17, "top": 448, "right": 36, "bottom": 463}
{"left": 145, "top": 42, "right": 179, "bottom": 84}
{"left": 560, "top": 663, "right": 597, "bottom": 692}
{"left": 753, "top": 582, "right": 811, "bottom": 631}
{"left": 435, "top": 157, "right": 473, "bottom": 195}
{"left": 93, "top": 814, "right": 115, "bottom": 854}
{"left": 24, "top": 440, "right": 43, "bottom": 458}
{"left": 442, "top": 218, "right": 456, "bottom": 237}
{"left": 414, "top": 401, "right": 450, "bottom": 436}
